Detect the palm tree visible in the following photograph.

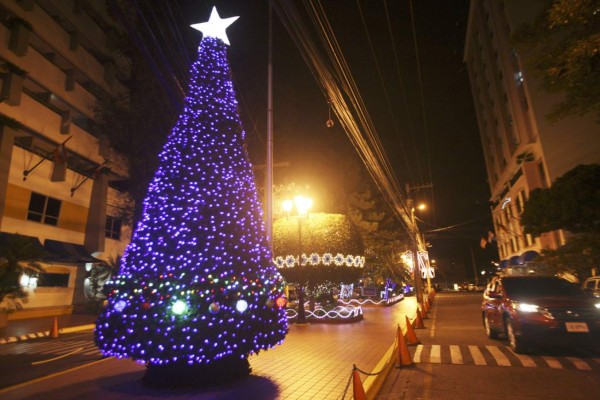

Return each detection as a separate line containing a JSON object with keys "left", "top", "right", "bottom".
{"left": 0, "top": 234, "right": 45, "bottom": 310}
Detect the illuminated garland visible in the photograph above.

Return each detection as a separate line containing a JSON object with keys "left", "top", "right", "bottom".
{"left": 402, "top": 251, "right": 414, "bottom": 273}
{"left": 273, "top": 252, "right": 365, "bottom": 268}
{"left": 403, "top": 250, "right": 435, "bottom": 279}
{"left": 418, "top": 251, "right": 435, "bottom": 279}
{"left": 338, "top": 293, "right": 404, "bottom": 306}
{"left": 285, "top": 305, "right": 363, "bottom": 320}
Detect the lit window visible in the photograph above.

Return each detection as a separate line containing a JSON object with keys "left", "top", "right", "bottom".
{"left": 27, "top": 193, "right": 61, "bottom": 226}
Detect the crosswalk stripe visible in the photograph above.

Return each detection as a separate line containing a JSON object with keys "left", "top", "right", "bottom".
{"left": 507, "top": 348, "right": 536, "bottom": 367}
{"left": 542, "top": 356, "right": 563, "bottom": 369}
{"left": 413, "top": 345, "right": 423, "bottom": 363}
{"left": 450, "top": 345, "right": 463, "bottom": 364}
{"left": 566, "top": 357, "right": 591, "bottom": 370}
{"left": 468, "top": 345, "right": 487, "bottom": 365}
{"left": 430, "top": 345, "right": 441, "bottom": 363}
{"left": 486, "top": 345, "right": 511, "bottom": 366}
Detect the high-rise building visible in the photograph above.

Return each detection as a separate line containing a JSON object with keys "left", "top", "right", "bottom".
{"left": 0, "top": 0, "right": 130, "bottom": 319}
{"left": 464, "top": 1, "right": 599, "bottom": 268}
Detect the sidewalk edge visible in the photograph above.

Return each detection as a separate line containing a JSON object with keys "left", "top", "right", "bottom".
{"left": 363, "top": 339, "right": 399, "bottom": 400}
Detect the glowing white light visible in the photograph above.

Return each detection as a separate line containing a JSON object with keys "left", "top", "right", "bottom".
{"left": 274, "top": 253, "right": 365, "bottom": 268}
{"left": 190, "top": 6, "right": 239, "bottom": 46}
{"left": 402, "top": 251, "right": 414, "bottom": 273}
{"left": 517, "top": 303, "right": 538, "bottom": 313}
{"left": 236, "top": 299, "right": 248, "bottom": 312}
{"left": 285, "top": 305, "right": 363, "bottom": 320}
{"left": 172, "top": 300, "right": 188, "bottom": 315}
{"left": 115, "top": 300, "right": 127, "bottom": 312}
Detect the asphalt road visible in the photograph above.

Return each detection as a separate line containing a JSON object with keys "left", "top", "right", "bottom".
{"left": 0, "top": 331, "right": 102, "bottom": 390}
{"left": 377, "top": 292, "right": 600, "bottom": 400}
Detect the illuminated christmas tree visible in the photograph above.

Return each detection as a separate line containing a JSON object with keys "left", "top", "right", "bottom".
{"left": 95, "top": 7, "right": 288, "bottom": 387}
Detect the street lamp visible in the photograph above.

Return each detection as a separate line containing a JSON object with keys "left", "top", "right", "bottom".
{"left": 282, "top": 195, "right": 313, "bottom": 325}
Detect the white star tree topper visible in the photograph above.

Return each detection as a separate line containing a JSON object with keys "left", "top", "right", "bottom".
{"left": 191, "top": 6, "right": 239, "bottom": 46}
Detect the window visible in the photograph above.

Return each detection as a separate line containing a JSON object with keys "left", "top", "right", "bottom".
{"left": 38, "top": 273, "right": 69, "bottom": 287}
{"left": 106, "top": 215, "right": 122, "bottom": 240}
{"left": 27, "top": 193, "right": 61, "bottom": 226}
{"left": 516, "top": 190, "right": 525, "bottom": 214}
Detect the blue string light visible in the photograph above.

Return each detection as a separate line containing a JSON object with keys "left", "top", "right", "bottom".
{"left": 94, "top": 35, "right": 288, "bottom": 366}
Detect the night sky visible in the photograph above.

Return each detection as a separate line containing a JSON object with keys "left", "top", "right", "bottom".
{"left": 135, "top": 0, "right": 497, "bottom": 283}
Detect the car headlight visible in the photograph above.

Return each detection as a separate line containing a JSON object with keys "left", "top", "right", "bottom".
{"left": 595, "top": 303, "right": 600, "bottom": 309}
{"left": 517, "top": 303, "right": 539, "bottom": 313}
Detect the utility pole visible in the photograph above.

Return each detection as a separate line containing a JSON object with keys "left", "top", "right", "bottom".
{"left": 265, "top": 4, "right": 273, "bottom": 246}
{"left": 405, "top": 183, "right": 433, "bottom": 302}
{"left": 471, "top": 247, "right": 478, "bottom": 285}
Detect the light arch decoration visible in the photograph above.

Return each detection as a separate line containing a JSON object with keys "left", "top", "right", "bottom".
{"left": 273, "top": 253, "right": 365, "bottom": 269}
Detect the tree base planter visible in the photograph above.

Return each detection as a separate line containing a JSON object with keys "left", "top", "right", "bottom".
{"left": 142, "top": 356, "right": 251, "bottom": 389}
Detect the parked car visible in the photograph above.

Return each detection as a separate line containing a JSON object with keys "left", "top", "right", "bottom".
{"left": 482, "top": 275, "right": 600, "bottom": 353}
{"left": 583, "top": 276, "right": 600, "bottom": 298}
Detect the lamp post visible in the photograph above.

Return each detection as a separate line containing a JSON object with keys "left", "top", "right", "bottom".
{"left": 282, "top": 195, "right": 313, "bottom": 325}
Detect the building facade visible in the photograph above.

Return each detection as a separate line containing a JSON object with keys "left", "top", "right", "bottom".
{"left": 0, "top": 0, "right": 131, "bottom": 319}
{"left": 464, "top": 0, "right": 600, "bottom": 268}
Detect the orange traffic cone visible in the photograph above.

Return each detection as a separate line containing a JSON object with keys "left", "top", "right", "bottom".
{"left": 396, "top": 325, "right": 414, "bottom": 368}
{"left": 413, "top": 307, "right": 425, "bottom": 329}
{"left": 404, "top": 317, "right": 420, "bottom": 345}
{"left": 423, "top": 299, "right": 430, "bottom": 313}
{"left": 352, "top": 365, "right": 367, "bottom": 400}
{"left": 420, "top": 305, "right": 429, "bottom": 320}
{"left": 49, "top": 316, "right": 59, "bottom": 339}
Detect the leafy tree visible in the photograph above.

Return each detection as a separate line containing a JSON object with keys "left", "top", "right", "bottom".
{"left": 522, "top": 164, "right": 600, "bottom": 280}
{"left": 84, "top": 255, "right": 122, "bottom": 313}
{"left": 347, "top": 188, "right": 412, "bottom": 290}
{"left": 0, "top": 235, "right": 45, "bottom": 310}
{"left": 521, "top": 164, "right": 600, "bottom": 235}
{"left": 512, "top": 0, "right": 600, "bottom": 121}
{"left": 535, "top": 233, "right": 600, "bottom": 281}
{"left": 273, "top": 213, "right": 364, "bottom": 288}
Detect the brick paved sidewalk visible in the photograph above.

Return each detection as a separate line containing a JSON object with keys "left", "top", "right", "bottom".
{"left": 1, "top": 298, "right": 422, "bottom": 399}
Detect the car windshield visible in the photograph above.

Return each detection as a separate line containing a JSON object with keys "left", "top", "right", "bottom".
{"left": 503, "top": 277, "right": 581, "bottom": 297}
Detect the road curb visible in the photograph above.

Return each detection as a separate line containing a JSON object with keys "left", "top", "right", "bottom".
{"left": 363, "top": 340, "right": 399, "bottom": 400}
{"left": 0, "top": 324, "right": 96, "bottom": 345}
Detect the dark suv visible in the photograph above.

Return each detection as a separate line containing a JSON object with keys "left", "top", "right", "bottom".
{"left": 482, "top": 275, "right": 600, "bottom": 353}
